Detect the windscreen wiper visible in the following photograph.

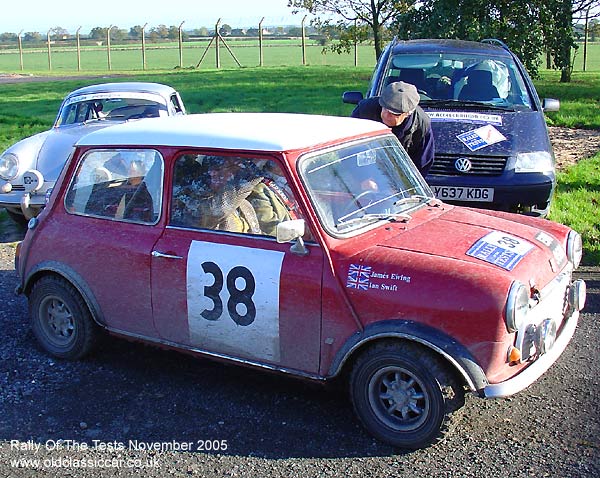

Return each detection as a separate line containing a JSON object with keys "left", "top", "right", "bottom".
{"left": 336, "top": 212, "right": 411, "bottom": 230}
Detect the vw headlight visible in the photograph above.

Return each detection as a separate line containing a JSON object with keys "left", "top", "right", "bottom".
{"left": 515, "top": 151, "right": 554, "bottom": 173}
{"left": 0, "top": 152, "right": 19, "bottom": 180}
{"left": 566, "top": 230, "right": 583, "bottom": 269}
{"left": 506, "top": 281, "right": 529, "bottom": 332}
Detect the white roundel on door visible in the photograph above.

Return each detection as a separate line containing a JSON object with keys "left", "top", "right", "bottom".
{"left": 186, "top": 241, "right": 285, "bottom": 362}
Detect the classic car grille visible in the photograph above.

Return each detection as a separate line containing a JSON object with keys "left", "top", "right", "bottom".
{"left": 429, "top": 154, "right": 507, "bottom": 176}
{"left": 10, "top": 184, "right": 25, "bottom": 191}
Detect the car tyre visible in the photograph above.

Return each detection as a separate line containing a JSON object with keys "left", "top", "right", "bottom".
{"left": 350, "top": 340, "right": 464, "bottom": 449}
{"left": 29, "top": 276, "right": 98, "bottom": 360}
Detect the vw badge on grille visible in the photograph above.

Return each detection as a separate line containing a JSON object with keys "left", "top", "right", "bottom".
{"left": 455, "top": 157, "right": 472, "bottom": 172}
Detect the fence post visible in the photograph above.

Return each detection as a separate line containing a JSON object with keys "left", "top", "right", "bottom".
{"left": 354, "top": 20, "right": 358, "bottom": 67}
{"left": 258, "top": 17, "right": 264, "bottom": 67}
{"left": 107, "top": 25, "right": 114, "bottom": 70}
{"left": 142, "top": 23, "right": 148, "bottom": 70}
{"left": 215, "top": 18, "right": 221, "bottom": 68}
{"left": 301, "top": 15, "right": 307, "bottom": 66}
{"left": 178, "top": 21, "right": 185, "bottom": 68}
{"left": 46, "top": 30, "right": 52, "bottom": 71}
{"left": 76, "top": 27, "right": 82, "bottom": 71}
{"left": 18, "top": 30, "right": 23, "bottom": 71}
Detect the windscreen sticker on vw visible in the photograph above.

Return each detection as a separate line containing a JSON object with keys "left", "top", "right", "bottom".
{"left": 347, "top": 263, "right": 411, "bottom": 292}
{"left": 428, "top": 111, "right": 502, "bottom": 126}
{"left": 457, "top": 125, "right": 507, "bottom": 152}
{"left": 187, "top": 241, "right": 284, "bottom": 362}
{"left": 466, "top": 231, "right": 533, "bottom": 271}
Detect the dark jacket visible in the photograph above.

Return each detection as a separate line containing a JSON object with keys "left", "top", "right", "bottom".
{"left": 351, "top": 97, "right": 435, "bottom": 176}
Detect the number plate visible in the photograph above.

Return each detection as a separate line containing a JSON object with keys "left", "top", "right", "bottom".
{"left": 432, "top": 186, "right": 494, "bottom": 202}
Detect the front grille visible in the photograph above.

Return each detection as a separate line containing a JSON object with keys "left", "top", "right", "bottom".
{"left": 429, "top": 154, "right": 507, "bottom": 176}
{"left": 10, "top": 184, "right": 25, "bottom": 191}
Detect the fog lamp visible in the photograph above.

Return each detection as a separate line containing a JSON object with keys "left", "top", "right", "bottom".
{"left": 535, "top": 319, "right": 557, "bottom": 355}
{"left": 568, "top": 279, "right": 587, "bottom": 312}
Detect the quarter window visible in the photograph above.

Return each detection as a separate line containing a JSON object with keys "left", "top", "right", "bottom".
{"left": 64, "top": 149, "right": 163, "bottom": 224}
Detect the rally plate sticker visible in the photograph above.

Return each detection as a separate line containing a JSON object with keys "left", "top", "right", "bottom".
{"left": 466, "top": 231, "right": 533, "bottom": 271}
{"left": 457, "top": 124, "right": 507, "bottom": 151}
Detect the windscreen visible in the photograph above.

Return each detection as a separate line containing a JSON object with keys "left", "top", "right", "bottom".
{"left": 299, "top": 135, "right": 432, "bottom": 234}
{"left": 383, "top": 53, "right": 533, "bottom": 109}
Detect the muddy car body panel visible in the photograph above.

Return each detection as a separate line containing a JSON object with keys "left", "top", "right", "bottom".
{"left": 16, "top": 113, "right": 585, "bottom": 449}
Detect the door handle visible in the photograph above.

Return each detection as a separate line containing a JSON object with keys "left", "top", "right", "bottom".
{"left": 152, "top": 250, "right": 183, "bottom": 260}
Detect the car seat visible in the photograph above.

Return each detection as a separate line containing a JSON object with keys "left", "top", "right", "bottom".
{"left": 458, "top": 70, "right": 499, "bottom": 101}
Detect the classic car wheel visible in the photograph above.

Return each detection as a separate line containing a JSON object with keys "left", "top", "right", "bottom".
{"left": 350, "top": 341, "right": 464, "bottom": 449}
{"left": 29, "top": 276, "right": 97, "bottom": 360}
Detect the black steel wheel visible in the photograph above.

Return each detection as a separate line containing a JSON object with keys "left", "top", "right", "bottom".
{"left": 29, "top": 275, "right": 97, "bottom": 360}
{"left": 350, "top": 340, "right": 464, "bottom": 449}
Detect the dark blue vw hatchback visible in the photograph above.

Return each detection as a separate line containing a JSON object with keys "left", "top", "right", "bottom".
{"left": 343, "top": 39, "right": 559, "bottom": 217}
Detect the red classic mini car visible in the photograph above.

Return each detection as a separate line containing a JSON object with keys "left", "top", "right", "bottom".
{"left": 15, "top": 113, "right": 586, "bottom": 449}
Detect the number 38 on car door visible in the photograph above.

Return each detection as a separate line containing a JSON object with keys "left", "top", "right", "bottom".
{"left": 187, "top": 241, "right": 285, "bottom": 362}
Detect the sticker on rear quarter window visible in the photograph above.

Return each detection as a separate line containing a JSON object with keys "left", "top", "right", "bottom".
{"left": 186, "top": 241, "right": 284, "bottom": 362}
{"left": 466, "top": 231, "right": 533, "bottom": 271}
{"left": 457, "top": 124, "right": 507, "bottom": 151}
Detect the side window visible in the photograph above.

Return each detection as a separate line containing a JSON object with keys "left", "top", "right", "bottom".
{"left": 170, "top": 94, "right": 185, "bottom": 115}
{"left": 65, "top": 149, "right": 163, "bottom": 224}
{"left": 170, "top": 154, "right": 305, "bottom": 237}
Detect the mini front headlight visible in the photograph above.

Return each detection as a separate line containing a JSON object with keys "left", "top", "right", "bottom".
{"left": 0, "top": 152, "right": 19, "bottom": 180}
{"left": 506, "top": 281, "right": 529, "bottom": 332}
{"left": 566, "top": 230, "right": 583, "bottom": 269}
{"left": 515, "top": 151, "right": 554, "bottom": 173}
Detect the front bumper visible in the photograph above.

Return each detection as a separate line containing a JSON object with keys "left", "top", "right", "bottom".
{"left": 426, "top": 172, "right": 555, "bottom": 216}
{"left": 0, "top": 180, "right": 48, "bottom": 218}
{"left": 483, "top": 277, "right": 586, "bottom": 398}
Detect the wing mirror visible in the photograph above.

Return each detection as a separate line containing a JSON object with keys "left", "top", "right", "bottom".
{"left": 276, "top": 219, "right": 309, "bottom": 256}
{"left": 542, "top": 98, "right": 560, "bottom": 112}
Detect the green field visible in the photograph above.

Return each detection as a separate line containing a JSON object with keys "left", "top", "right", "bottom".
{"left": 0, "top": 66, "right": 598, "bottom": 263}
{"left": 0, "top": 40, "right": 378, "bottom": 71}
{"left": 1, "top": 40, "right": 599, "bottom": 73}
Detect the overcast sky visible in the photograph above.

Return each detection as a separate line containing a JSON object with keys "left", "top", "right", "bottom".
{"left": 2, "top": 0, "right": 312, "bottom": 34}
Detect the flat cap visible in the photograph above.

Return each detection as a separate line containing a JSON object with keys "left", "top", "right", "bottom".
{"left": 379, "top": 81, "right": 420, "bottom": 114}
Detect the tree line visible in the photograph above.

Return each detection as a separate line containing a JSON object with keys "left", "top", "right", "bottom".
{"left": 289, "top": 0, "right": 600, "bottom": 82}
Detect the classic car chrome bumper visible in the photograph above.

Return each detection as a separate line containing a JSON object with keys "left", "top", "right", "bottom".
{"left": 484, "top": 278, "right": 586, "bottom": 398}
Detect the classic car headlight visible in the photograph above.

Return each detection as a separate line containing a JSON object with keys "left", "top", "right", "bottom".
{"left": 566, "top": 230, "right": 583, "bottom": 269}
{"left": 506, "top": 281, "right": 530, "bottom": 332}
{"left": 0, "top": 152, "right": 19, "bottom": 180}
{"left": 515, "top": 151, "right": 554, "bottom": 173}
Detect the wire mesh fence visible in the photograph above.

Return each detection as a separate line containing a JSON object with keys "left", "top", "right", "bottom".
{"left": 0, "top": 36, "right": 378, "bottom": 72}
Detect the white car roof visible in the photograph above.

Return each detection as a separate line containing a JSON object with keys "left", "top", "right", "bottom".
{"left": 75, "top": 113, "right": 390, "bottom": 152}
{"left": 65, "top": 82, "right": 178, "bottom": 98}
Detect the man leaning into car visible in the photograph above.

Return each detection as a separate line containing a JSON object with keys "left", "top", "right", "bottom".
{"left": 351, "top": 81, "right": 435, "bottom": 176}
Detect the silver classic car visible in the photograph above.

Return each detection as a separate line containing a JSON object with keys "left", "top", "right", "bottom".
{"left": 0, "top": 82, "right": 186, "bottom": 224}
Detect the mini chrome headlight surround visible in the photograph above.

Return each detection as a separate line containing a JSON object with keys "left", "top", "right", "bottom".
{"left": 506, "top": 281, "right": 529, "bottom": 332}
{"left": 566, "top": 230, "right": 583, "bottom": 269}
{"left": 515, "top": 151, "right": 554, "bottom": 173}
{"left": 0, "top": 152, "right": 19, "bottom": 180}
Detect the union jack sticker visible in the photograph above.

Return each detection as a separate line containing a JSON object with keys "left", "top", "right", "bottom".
{"left": 347, "top": 264, "right": 372, "bottom": 290}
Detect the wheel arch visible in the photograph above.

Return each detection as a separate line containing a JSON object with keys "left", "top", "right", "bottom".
{"left": 328, "top": 320, "right": 488, "bottom": 394}
{"left": 22, "top": 261, "right": 106, "bottom": 328}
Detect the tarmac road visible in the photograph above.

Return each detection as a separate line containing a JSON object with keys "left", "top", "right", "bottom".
{"left": 0, "top": 223, "right": 598, "bottom": 478}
